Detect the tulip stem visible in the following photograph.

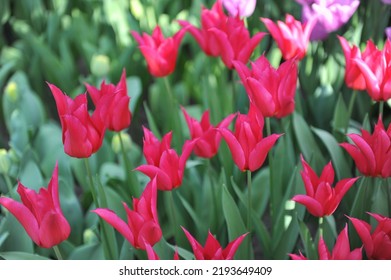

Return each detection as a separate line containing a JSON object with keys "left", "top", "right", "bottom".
{"left": 4, "top": 174, "right": 15, "bottom": 199}
{"left": 266, "top": 117, "right": 275, "bottom": 227}
{"left": 168, "top": 191, "right": 180, "bottom": 244}
{"left": 318, "top": 217, "right": 324, "bottom": 238}
{"left": 346, "top": 90, "right": 358, "bottom": 134}
{"left": 53, "top": 245, "right": 63, "bottom": 260}
{"left": 379, "top": 101, "right": 385, "bottom": 119}
{"left": 84, "top": 158, "right": 99, "bottom": 208}
{"left": 118, "top": 132, "right": 140, "bottom": 197}
{"left": 247, "top": 170, "right": 252, "bottom": 255}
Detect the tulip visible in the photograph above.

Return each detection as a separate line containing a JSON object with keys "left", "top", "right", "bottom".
{"left": 48, "top": 83, "right": 106, "bottom": 158}
{"left": 297, "top": 0, "right": 360, "bottom": 41}
{"left": 348, "top": 213, "right": 391, "bottom": 259}
{"left": 292, "top": 155, "right": 358, "bottom": 217}
{"left": 135, "top": 128, "right": 195, "bottom": 191}
{"left": 181, "top": 107, "right": 235, "bottom": 158}
{"left": 92, "top": 177, "right": 162, "bottom": 250}
{"left": 352, "top": 39, "right": 391, "bottom": 102}
{"left": 85, "top": 69, "right": 131, "bottom": 132}
{"left": 381, "top": 0, "right": 391, "bottom": 4}
{"left": 130, "top": 25, "right": 187, "bottom": 77}
{"left": 386, "top": 27, "right": 391, "bottom": 40}
{"left": 340, "top": 118, "right": 391, "bottom": 177}
{"left": 178, "top": 0, "right": 265, "bottom": 69}
{"left": 219, "top": 104, "right": 281, "bottom": 172}
{"left": 0, "top": 163, "right": 70, "bottom": 248}
{"left": 222, "top": 0, "right": 256, "bottom": 18}
{"left": 233, "top": 56, "right": 298, "bottom": 118}
{"left": 290, "top": 224, "right": 362, "bottom": 259}
{"left": 261, "top": 14, "right": 317, "bottom": 60}
{"left": 182, "top": 227, "right": 248, "bottom": 260}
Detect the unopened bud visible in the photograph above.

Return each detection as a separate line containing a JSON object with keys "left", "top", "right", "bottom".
{"left": 112, "top": 132, "right": 132, "bottom": 154}
{"left": 5, "top": 81, "right": 19, "bottom": 103}
{"left": 90, "top": 54, "right": 110, "bottom": 77}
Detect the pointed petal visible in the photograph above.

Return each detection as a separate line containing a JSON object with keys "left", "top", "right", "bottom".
{"left": 219, "top": 128, "right": 246, "bottom": 171}
{"left": 292, "top": 195, "right": 324, "bottom": 217}
{"left": 38, "top": 211, "right": 70, "bottom": 248}
{"left": 248, "top": 133, "right": 282, "bottom": 171}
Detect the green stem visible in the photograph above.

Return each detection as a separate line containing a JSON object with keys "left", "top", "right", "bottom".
{"left": 163, "top": 77, "right": 182, "bottom": 147}
{"left": 84, "top": 158, "right": 99, "bottom": 208}
{"left": 345, "top": 90, "right": 358, "bottom": 134}
{"left": 169, "top": 191, "right": 180, "bottom": 244}
{"left": 266, "top": 118, "right": 275, "bottom": 228}
{"left": 318, "top": 217, "right": 324, "bottom": 238}
{"left": 247, "top": 170, "right": 252, "bottom": 256}
{"left": 379, "top": 101, "right": 384, "bottom": 119}
{"left": 118, "top": 132, "right": 139, "bottom": 197}
{"left": 53, "top": 245, "right": 63, "bottom": 260}
{"left": 4, "top": 174, "right": 15, "bottom": 199}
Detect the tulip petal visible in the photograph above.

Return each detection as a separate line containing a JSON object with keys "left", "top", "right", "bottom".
{"left": 292, "top": 195, "right": 324, "bottom": 217}
{"left": 219, "top": 128, "right": 246, "bottom": 171}
{"left": 237, "top": 32, "right": 266, "bottom": 64}
{"left": 38, "top": 211, "right": 71, "bottom": 248}
{"left": 248, "top": 133, "right": 281, "bottom": 171}
{"left": 348, "top": 216, "right": 374, "bottom": 258}
{"left": 223, "top": 233, "right": 248, "bottom": 260}
{"left": 135, "top": 165, "right": 173, "bottom": 191}
{"left": 137, "top": 220, "right": 162, "bottom": 250}
{"left": 182, "top": 227, "right": 205, "bottom": 260}
{"left": 318, "top": 237, "right": 331, "bottom": 260}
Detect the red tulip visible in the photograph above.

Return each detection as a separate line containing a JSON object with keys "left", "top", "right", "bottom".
{"left": 292, "top": 155, "right": 358, "bottom": 217}
{"left": 181, "top": 107, "right": 235, "bottom": 158}
{"left": 0, "top": 163, "right": 70, "bottom": 248}
{"left": 290, "top": 224, "right": 362, "bottom": 260}
{"left": 130, "top": 25, "right": 187, "bottom": 77}
{"left": 182, "top": 227, "right": 248, "bottom": 260}
{"left": 340, "top": 118, "right": 391, "bottom": 177}
{"left": 349, "top": 213, "right": 391, "bottom": 259}
{"left": 233, "top": 56, "right": 298, "bottom": 118}
{"left": 178, "top": 0, "right": 265, "bottom": 68}
{"left": 219, "top": 104, "right": 281, "bottom": 172}
{"left": 92, "top": 177, "right": 162, "bottom": 250}
{"left": 135, "top": 128, "right": 195, "bottom": 191}
{"left": 85, "top": 69, "right": 131, "bottom": 132}
{"left": 48, "top": 83, "right": 106, "bottom": 158}
{"left": 261, "top": 14, "right": 316, "bottom": 60}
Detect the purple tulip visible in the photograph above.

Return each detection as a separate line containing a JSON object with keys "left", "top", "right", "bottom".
{"left": 381, "top": 0, "right": 391, "bottom": 4}
{"left": 222, "top": 0, "right": 257, "bottom": 18}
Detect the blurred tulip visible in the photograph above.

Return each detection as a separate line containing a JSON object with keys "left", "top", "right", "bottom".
{"left": 182, "top": 108, "right": 235, "bottom": 158}
{"left": 261, "top": 14, "right": 316, "bottom": 60}
{"left": 182, "top": 227, "right": 248, "bottom": 260}
{"left": 297, "top": 0, "right": 360, "bottom": 41}
{"left": 290, "top": 224, "right": 362, "bottom": 259}
{"left": 233, "top": 55, "right": 298, "bottom": 118}
{"left": 341, "top": 118, "right": 391, "bottom": 177}
{"left": 222, "top": 0, "right": 256, "bottom": 18}
{"left": 135, "top": 128, "right": 195, "bottom": 191}
{"left": 48, "top": 83, "right": 106, "bottom": 158}
{"left": 386, "top": 27, "right": 391, "bottom": 40}
{"left": 292, "top": 155, "right": 358, "bottom": 217}
{"left": 85, "top": 69, "right": 131, "bottom": 132}
{"left": 219, "top": 104, "right": 281, "bottom": 172}
{"left": 381, "top": 0, "right": 391, "bottom": 4}
{"left": 92, "top": 177, "right": 161, "bottom": 250}
{"left": 349, "top": 213, "right": 391, "bottom": 259}
{"left": 131, "top": 26, "right": 187, "bottom": 77}
{"left": 0, "top": 163, "right": 70, "bottom": 248}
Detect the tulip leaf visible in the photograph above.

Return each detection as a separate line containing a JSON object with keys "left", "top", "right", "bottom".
{"left": 143, "top": 102, "right": 161, "bottom": 139}
{"left": 312, "top": 127, "right": 351, "bottom": 179}
{"left": 222, "top": 184, "right": 251, "bottom": 260}
{"left": 0, "top": 252, "right": 50, "bottom": 260}
{"left": 177, "top": 192, "right": 205, "bottom": 234}
{"left": 0, "top": 232, "right": 9, "bottom": 247}
{"left": 298, "top": 220, "right": 317, "bottom": 260}
{"left": 332, "top": 91, "right": 349, "bottom": 141}
{"left": 68, "top": 243, "right": 104, "bottom": 260}
{"left": 273, "top": 211, "right": 299, "bottom": 260}
{"left": 127, "top": 76, "right": 142, "bottom": 113}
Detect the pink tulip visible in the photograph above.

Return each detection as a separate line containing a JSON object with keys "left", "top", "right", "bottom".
{"left": 261, "top": 14, "right": 317, "bottom": 60}
{"left": 219, "top": 104, "right": 281, "bottom": 172}
{"left": 233, "top": 56, "right": 298, "bottom": 118}
{"left": 135, "top": 128, "right": 195, "bottom": 191}
{"left": 349, "top": 213, "right": 391, "bottom": 260}
{"left": 85, "top": 69, "right": 131, "bottom": 132}
{"left": 290, "top": 224, "right": 362, "bottom": 259}
{"left": 292, "top": 155, "right": 358, "bottom": 217}
{"left": 340, "top": 118, "right": 391, "bottom": 177}
{"left": 48, "top": 83, "right": 106, "bottom": 158}
{"left": 182, "top": 227, "right": 248, "bottom": 260}
{"left": 182, "top": 107, "right": 235, "bottom": 158}
{"left": 92, "top": 177, "right": 162, "bottom": 250}
{"left": 222, "top": 0, "right": 257, "bottom": 18}
{"left": 0, "top": 163, "right": 70, "bottom": 248}
{"left": 131, "top": 26, "right": 187, "bottom": 77}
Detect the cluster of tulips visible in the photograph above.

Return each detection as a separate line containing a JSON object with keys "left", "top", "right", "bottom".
{"left": 1, "top": 0, "right": 391, "bottom": 260}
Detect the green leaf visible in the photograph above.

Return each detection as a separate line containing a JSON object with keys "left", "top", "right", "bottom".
{"left": 332, "top": 93, "right": 349, "bottom": 141}
{"left": 0, "top": 232, "right": 9, "bottom": 247}
{"left": 127, "top": 76, "right": 142, "bottom": 112}
{"left": 0, "top": 252, "right": 50, "bottom": 260}
{"left": 68, "top": 243, "right": 104, "bottom": 260}
{"left": 143, "top": 102, "right": 161, "bottom": 139}
{"left": 298, "top": 220, "right": 317, "bottom": 260}
{"left": 273, "top": 211, "right": 299, "bottom": 260}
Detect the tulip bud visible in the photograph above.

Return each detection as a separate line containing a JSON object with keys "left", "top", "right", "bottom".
{"left": 111, "top": 132, "right": 132, "bottom": 154}
{"left": 90, "top": 54, "right": 110, "bottom": 77}
{"left": 0, "top": 149, "right": 10, "bottom": 175}
{"left": 83, "top": 228, "right": 99, "bottom": 244}
{"left": 4, "top": 81, "right": 19, "bottom": 103}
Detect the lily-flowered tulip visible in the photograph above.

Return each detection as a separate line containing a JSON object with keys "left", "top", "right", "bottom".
{"left": 340, "top": 118, "right": 391, "bottom": 177}
{"left": 85, "top": 69, "right": 131, "bottom": 132}
{"left": 135, "top": 127, "right": 195, "bottom": 191}
{"left": 0, "top": 163, "right": 70, "bottom": 248}
{"left": 182, "top": 227, "right": 248, "bottom": 260}
{"left": 338, "top": 36, "right": 381, "bottom": 91}
{"left": 182, "top": 108, "right": 235, "bottom": 158}
{"left": 292, "top": 155, "right": 358, "bottom": 217}
{"left": 298, "top": 0, "right": 360, "bottom": 41}
{"left": 179, "top": 0, "right": 265, "bottom": 69}
{"left": 233, "top": 55, "right": 298, "bottom": 118}
{"left": 261, "top": 14, "right": 317, "bottom": 60}
{"left": 48, "top": 83, "right": 106, "bottom": 158}
{"left": 222, "top": 0, "right": 256, "bottom": 18}
{"left": 290, "top": 224, "right": 362, "bottom": 259}
{"left": 349, "top": 213, "right": 391, "bottom": 259}
{"left": 381, "top": 0, "right": 391, "bottom": 4}
{"left": 92, "top": 177, "right": 161, "bottom": 250}
{"left": 219, "top": 104, "right": 281, "bottom": 172}
{"left": 352, "top": 39, "right": 391, "bottom": 102}
{"left": 130, "top": 26, "right": 187, "bottom": 77}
